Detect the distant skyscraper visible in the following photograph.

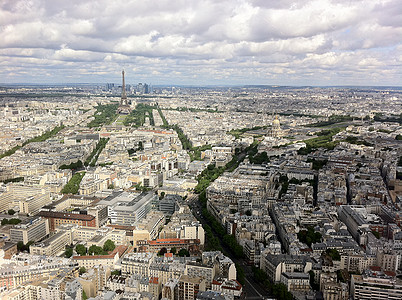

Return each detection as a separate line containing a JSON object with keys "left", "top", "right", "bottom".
{"left": 106, "top": 83, "right": 114, "bottom": 91}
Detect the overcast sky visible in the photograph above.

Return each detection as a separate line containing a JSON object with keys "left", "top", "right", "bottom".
{"left": 1, "top": 0, "right": 401, "bottom": 86}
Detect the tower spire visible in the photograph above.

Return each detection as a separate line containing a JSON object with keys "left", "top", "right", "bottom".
{"left": 118, "top": 70, "right": 131, "bottom": 114}
{"left": 121, "top": 70, "right": 127, "bottom": 104}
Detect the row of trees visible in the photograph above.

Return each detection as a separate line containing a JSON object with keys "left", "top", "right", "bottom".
{"left": 1, "top": 218, "right": 21, "bottom": 225}
{"left": 307, "top": 158, "right": 328, "bottom": 170}
{"left": 195, "top": 164, "right": 244, "bottom": 258}
{"left": 158, "top": 247, "right": 190, "bottom": 257}
{"left": 194, "top": 142, "right": 286, "bottom": 286}
{"left": 0, "top": 125, "right": 65, "bottom": 159}
{"left": 157, "top": 106, "right": 169, "bottom": 127}
{"left": 172, "top": 125, "right": 214, "bottom": 161}
{"left": 0, "top": 177, "right": 24, "bottom": 184}
{"left": 26, "top": 125, "right": 65, "bottom": 143}
{"left": 298, "top": 127, "right": 345, "bottom": 155}
{"left": 308, "top": 115, "right": 354, "bottom": 127}
{"left": 344, "top": 136, "right": 373, "bottom": 147}
{"left": 164, "top": 106, "right": 219, "bottom": 113}
{"left": 373, "top": 113, "right": 402, "bottom": 125}
{"left": 85, "top": 138, "right": 110, "bottom": 167}
{"left": 88, "top": 104, "right": 118, "bottom": 128}
{"left": 195, "top": 164, "right": 225, "bottom": 194}
{"left": 251, "top": 267, "right": 294, "bottom": 300}
{"left": 61, "top": 172, "right": 86, "bottom": 194}
{"left": 123, "top": 104, "right": 155, "bottom": 127}
{"left": 194, "top": 143, "right": 256, "bottom": 194}
{"left": 171, "top": 124, "right": 192, "bottom": 150}
{"left": 158, "top": 113, "right": 214, "bottom": 162}
{"left": 227, "top": 125, "right": 266, "bottom": 139}
{"left": 74, "top": 240, "right": 116, "bottom": 256}
{"left": 59, "top": 160, "right": 83, "bottom": 170}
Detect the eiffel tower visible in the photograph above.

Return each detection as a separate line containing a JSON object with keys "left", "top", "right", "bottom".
{"left": 118, "top": 70, "right": 131, "bottom": 114}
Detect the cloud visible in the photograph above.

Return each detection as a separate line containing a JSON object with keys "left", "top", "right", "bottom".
{"left": 0, "top": 0, "right": 401, "bottom": 85}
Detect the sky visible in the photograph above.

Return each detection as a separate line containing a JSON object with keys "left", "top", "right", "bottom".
{"left": 1, "top": 0, "right": 401, "bottom": 86}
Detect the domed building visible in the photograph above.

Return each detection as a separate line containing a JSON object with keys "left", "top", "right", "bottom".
{"left": 269, "top": 115, "right": 282, "bottom": 138}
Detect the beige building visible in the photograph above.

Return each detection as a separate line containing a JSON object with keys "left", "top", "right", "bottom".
{"left": 132, "top": 230, "right": 151, "bottom": 248}
{"left": 10, "top": 217, "right": 49, "bottom": 244}
{"left": 177, "top": 275, "right": 206, "bottom": 300}
{"left": 19, "top": 193, "right": 51, "bottom": 215}
{"left": 73, "top": 245, "right": 127, "bottom": 269}
{"left": 320, "top": 272, "right": 349, "bottom": 300}
{"left": 340, "top": 254, "right": 376, "bottom": 273}
{"left": 30, "top": 230, "right": 72, "bottom": 257}
{"left": 86, "top": 229, "right": 125, "bottom": 248}
{"left": 0, "top": 193, "right": 14, "bottom": 213}
{"left": 280, "top": 272, "right": 310, "bottom": 292}
{"left": 351, "top": 271, "right": 402, "bottom": 300}
{"left": 79, "top": 265, "right": 111, "bottom": 299}
{"left": 376, "top": 251, "right": 400, "bottom": 272}
{"left": 121, "top": 252, "right": 154, "bottom": 277}
{"left": 0, "top": 255, "right": 77, "bottom": 292}
{"left": 136, "top": 211, "right": 165, "bottom": 240}
{"left": 186, "top": 263, "right": 216, "bottom": 289}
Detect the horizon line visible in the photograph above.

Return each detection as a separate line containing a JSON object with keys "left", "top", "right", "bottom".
{"left": 1, "top": 83, "right": 402, "bottom": 89}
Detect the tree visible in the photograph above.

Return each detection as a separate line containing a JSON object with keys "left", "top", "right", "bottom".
{"left": 75, "top": 244, "right": 87, "bottom": 256}
{"left": 79, "top": 266, "right": 87, "bottom": 275}
{"left": 103, "top": 239, "right": 116, "bottom": 252}
{"left": 297, "top": 227, "right": 322, "bottom": 247}
{"left": 372, "top": 230, "right": 381, "bottom": 239}
{"left": 17, "top": 241, "right": 25, "bottom": 252}
{"left": 2, "top": 218, "right": 21, "bottom": 225}
{"left": 170, "top": 247, "right": 177, "bottom": 255}
{"left": 7, "top": 209, "right": 15, "bottom": 215}
{"left": 326, "top": 248, "right": 341, "bottom": 261}
{"left": 271, "top": 283, "right": 293, "bottom": 300}
{"left": 17, "top": 241, "right": 33, "bottom": 252}
{"left": 88, "top": 245, "right": 106, "bottom": 255}
{"left": 158, "top": 247, "right": 167, "bottom": 256}
{"left": 252, "top": 266, "right": 268, "bottom": 282}
{"left": 65, "top": 247, "right": 73, "bottom": 258}
{"left": 8, "top": 218, "right": 21, "bottom": 225}
{"left": 309, "top": 270, "right": 319, "bottom": 290}
{"left": 178, "top": 248, "right": 190, "bottom": 257}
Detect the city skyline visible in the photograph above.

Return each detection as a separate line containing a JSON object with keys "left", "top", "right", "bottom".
{"left": 1, "top": 0, "right": 402, "bottom": 86}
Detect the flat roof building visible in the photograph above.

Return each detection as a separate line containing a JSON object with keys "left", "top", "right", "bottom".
{"left": 10, "top": 217, "right": 49, "bottom": 244}
{"left": 39, "top": 210, "right": 96, "bottom": 231}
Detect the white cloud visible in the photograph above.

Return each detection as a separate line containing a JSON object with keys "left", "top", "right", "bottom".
{"left": 0, "top": 0, "right": 401, "bottom": 85}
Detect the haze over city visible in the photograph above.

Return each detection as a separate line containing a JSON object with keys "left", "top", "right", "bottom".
{"left": 1, "top": 0, "right": 401, "bottom": 86}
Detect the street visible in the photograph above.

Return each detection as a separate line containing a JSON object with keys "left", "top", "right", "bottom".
{"left": 188, "top": 193, "right": 272, "bottom": 299}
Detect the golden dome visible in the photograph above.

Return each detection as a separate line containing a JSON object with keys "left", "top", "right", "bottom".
{"left": 273, "top": 115, "right": 280, "bottom": 125}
